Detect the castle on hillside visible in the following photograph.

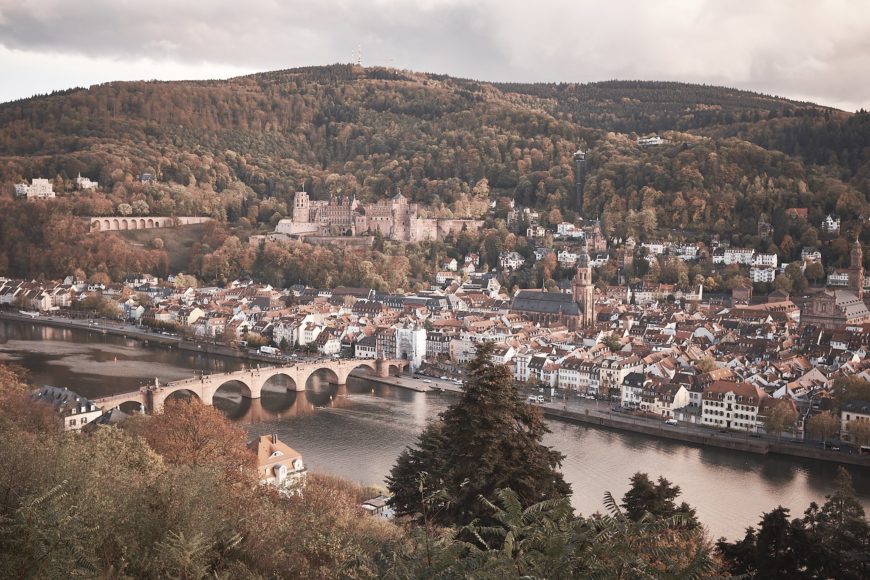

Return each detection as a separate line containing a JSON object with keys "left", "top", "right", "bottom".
{"left": 276, "top": 191, "right": 483, "bottom": 243}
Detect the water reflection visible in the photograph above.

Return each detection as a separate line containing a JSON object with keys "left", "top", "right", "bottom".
{"left": 214, "top": 371, "right": 357, "bottom": 422}
{"left": 0, "top": 319, "right": 244, "bottom": 396}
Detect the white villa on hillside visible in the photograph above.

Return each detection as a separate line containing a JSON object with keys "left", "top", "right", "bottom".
{"left": 14, "top": 178, "right": 55, "bottom": 200}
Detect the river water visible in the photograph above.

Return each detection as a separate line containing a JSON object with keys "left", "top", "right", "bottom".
{"left": 2, "top": 318, "right": 868, "bottom": 540}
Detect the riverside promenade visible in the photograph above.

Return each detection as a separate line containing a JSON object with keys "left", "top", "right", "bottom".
{"left": 393, "top": 378, "right": 870, "bottom": 468}
{"left": 541, "top": 404, "right": 870, "bottom": 468}
{"left": 1, "top": 310, "right": 312, "bottom": 365}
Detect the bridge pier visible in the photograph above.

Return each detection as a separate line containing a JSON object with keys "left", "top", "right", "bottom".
{"left": 375, "top": 359, "right": 391, "bottom": 378}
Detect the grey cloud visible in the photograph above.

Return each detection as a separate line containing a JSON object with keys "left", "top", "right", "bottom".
{"left": 0, "top": 0, "right": 867, "bottom": 110}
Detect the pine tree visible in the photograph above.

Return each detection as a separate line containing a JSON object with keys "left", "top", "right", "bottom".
{"left": 717, "top": 468, "right": 870, "bottom": 579}
{"left": 387, "top": 342, "right": 571, "bottom": 526}
{"left": 801, "top": 468, "right": 870, "bottom": 579}
{"left": 621, "top": 472, "right": 699, "bottom": 527}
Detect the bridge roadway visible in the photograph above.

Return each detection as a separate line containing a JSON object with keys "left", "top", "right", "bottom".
{"left": 92, "top": 358, "right": 408, "bottom": 413}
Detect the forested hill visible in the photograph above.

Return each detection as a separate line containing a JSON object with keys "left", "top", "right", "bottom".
{"left": 0, "top": 63, "right": 867, "bottom": 245}
{"left": 492, "top": 79, "right": 818, "bottom": 134}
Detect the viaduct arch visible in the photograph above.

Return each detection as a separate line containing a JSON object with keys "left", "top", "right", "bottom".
{"left": 87, "top": 216, "right": 213, "bottom": 233}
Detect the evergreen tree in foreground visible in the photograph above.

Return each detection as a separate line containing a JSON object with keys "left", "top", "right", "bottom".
{"left": 621, "top": 472, "right": 699, "bottom": 527}
{"left": 387, "top": 342, "right": 571, "bottom": 527}
{"left": 717, "top": 467, "right": 870, "bottom": 579}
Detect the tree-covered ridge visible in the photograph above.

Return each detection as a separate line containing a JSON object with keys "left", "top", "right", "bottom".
{"left": 1, "top": 63, "right": 868, "bottom": 287}
{"left": 493, "top": 78, "right": 820, "bottom": 134}
{"left": 0, "top": 64, "right": 846, "bottom": 214}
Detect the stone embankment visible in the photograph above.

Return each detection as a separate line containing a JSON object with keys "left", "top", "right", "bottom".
{"left": 541, "top": 406, "right": 870, "bottom": 468}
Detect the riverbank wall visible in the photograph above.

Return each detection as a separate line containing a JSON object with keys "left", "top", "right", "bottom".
{"left": 541, "top": 406, "right": 870, "bottom": 468}
{"left": 0, "top": 311, "right": 279, "bottom": 365}
{"left": 543, "top": 407, "right": 770, "bottom": 454}
{"left": 349, "top": 373, "right": 430, "bottom": 392}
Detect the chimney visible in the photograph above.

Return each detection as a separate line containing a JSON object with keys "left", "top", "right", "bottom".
{"left": 271, "top": 433, "right": 278, "bottom": 444}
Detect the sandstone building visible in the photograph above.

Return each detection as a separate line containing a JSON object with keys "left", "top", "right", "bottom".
{"left": 276, "top": 191, "right": 483, "bottom": 242}
{"left": 801, "top": 238, "right": 870, "bottom": 330}
{"left": 510, "top": 244, "right": 596, "bottom": 330}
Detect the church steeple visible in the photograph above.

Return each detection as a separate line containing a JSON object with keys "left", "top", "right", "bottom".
{"left": 572, "top": 241, "right": 595, "bottom": 328}
{"left": 850, "top": 235, "right": 863, "bottom": 270}
{"left": 850, "top": 230, "right": 864, "bottom": 299}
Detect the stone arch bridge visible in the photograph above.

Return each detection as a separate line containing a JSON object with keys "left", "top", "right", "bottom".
{"left": 87, "top": 216, "right": 213, "bottom": 233}
{"left": 93, "top": 358, "right": 407, "bottom": 413}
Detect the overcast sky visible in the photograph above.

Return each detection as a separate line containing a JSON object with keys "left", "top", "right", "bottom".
{"left": 0, "top": 0, "right": 868, "bottom": 110}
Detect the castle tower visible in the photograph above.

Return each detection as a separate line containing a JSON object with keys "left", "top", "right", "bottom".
{"left": 293, "top": 191, "right": 310, "bottom": 223}
{"left": 574, "top": 149, "right": 586, "bottom": 216}
{"left": 849, "top": 234, "right": 864, "bottom": 298}
{"left": 572, "top": 243, "right": 595, "bottom": 328}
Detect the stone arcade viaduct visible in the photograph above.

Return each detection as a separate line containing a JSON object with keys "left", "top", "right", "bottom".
{"left": 88, "top": 216, "right": 212, "bottom": 232}
{"left": 93, "top": 358, "right": 408, "bottom": 413}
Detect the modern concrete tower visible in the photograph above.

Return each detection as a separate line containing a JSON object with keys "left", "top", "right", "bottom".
{"left": 572, "top": 242, "right": 595, "bottom": 328}
{"left": 573, "top": 149, "right": 586, "bottom": 216}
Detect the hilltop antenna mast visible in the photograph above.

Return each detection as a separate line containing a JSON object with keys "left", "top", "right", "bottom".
{"left": 353, "top": 45, "right": 363, "bottom": 67}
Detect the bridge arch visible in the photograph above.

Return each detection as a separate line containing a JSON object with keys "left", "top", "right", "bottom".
{"left": 161, "top": 388, "right": 200, "bottom": 406}
{"left": 305, "top": 366, "right": 342, "bottom": 387}
{"left": 213, "top": 379, "right": 253, "bottom": 401}
{"left": 112, "top": 218, "right": 119, "bottom": 230}
{"left": 117, "top": 400, "right": 145, "bottom": 414}
{"left": 346, "top": 361, "right": 377, "bottom": 380}
{"left": 130, "top": 219, "right": 138, "bottom": 230}
{"left": 258, "top": 372, "right": 301, "bottom": 413}
{"left": 92, "top": 220, "right": 101, "bottom": 231}
{"left": 261, "top": 372, "right": 299, "bottom": 393}
{"left": 106, "top": 396, "right": 147, "bottom": 411}
{"left": 121, "top": 219, "right": 129, "bottom": 230}
{"left": 140, "top": 219, "right": 146, "bottom": 228}
{"left": 211, "top": 379, "right": 253, "bottom": 419}
{"left": 303, "top": 367, "right": 342, "bottom": 406}
{"left": 147, "top": 218, "right": 154, "bottom": 227}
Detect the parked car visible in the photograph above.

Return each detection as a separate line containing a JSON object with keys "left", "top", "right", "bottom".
{"left": 527, "top": 395, "right": 545, "bottom": 404}
{"left": 664, "top": 419, "right": 678, "bottom": 425}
